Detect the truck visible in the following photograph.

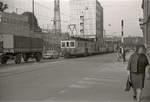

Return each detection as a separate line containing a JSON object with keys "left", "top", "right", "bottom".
{"left": 0, "top": 11, "right": 44, "bottom": 64}
{"left": 0, "top": 34, "right": 43, "bottom": 64}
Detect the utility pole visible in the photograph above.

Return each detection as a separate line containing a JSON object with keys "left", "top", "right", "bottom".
{"left": 32, "top": 0, "right": 35, "bottom": 32}
{"left": 32, "top": 0, "right": 35, "bottom": 15}
{"left": 121, "top": 20, "right": 124, "bottom": 44}
{"left": 121, "top": 19, "right": 126, "bottom": 62}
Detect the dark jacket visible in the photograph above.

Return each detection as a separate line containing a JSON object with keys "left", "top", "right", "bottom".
{"left": 127, "top": 53, "right": 149, "bottom": 73}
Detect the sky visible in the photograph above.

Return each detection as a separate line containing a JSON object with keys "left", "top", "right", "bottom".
{"left": 1, "top": 0, "right": 143, "bottom": 37}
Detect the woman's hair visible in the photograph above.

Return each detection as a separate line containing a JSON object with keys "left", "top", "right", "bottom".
{"left": 136, "top": 45, "right": 146, "bottom": 53}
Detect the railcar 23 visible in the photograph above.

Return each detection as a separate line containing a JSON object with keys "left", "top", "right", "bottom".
{"left": 61, "top": 37, "right": 96, "bottom": 57}
{"left": 61, "top": 37, "right": 114, "bottom": 58}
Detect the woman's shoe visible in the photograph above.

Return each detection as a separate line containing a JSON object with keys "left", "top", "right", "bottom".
{"left": 137, "top": 99, "right": 142, "bottom": 102}
{"left": 133, "top": 95, "right": 136, "bottom": 100}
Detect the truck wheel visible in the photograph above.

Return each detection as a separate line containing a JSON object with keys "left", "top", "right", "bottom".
{"left": 15, "top": 54, "right": 22, "bottom": 64}
{"left": 0, "top": 57, "right": 8, "bottom": 64}
{"left": 35, "top": 53, "right": 42, "bottom": 62}
{"left": 23, "top": 54, "right": 29, "bottom": 62}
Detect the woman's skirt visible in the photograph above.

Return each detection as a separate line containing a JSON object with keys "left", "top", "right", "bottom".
{"left": 131, "top": 73, "right": 145, "bottom": 89}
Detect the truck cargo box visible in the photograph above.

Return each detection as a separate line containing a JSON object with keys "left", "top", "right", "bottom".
{"left": 31, "top": 38, "right": 43, "bottom": 49}
{"left": 0, "top": 34, "right": 43, "bottom": 53}
{"left": 14, "top": 36, "right": 31, "bottom": 49}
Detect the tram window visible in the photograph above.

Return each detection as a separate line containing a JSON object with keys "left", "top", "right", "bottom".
{"left": 85, "top": 42, "right": 87, "bottom": 47}
{"left": 70, "top": 42, "right": 75, "bottom": 47}
{"left": 61, "top": 42, "right": 65, "bottom": 48}
{"left": 66, "top": 42, "right": 69, "bottom": 47}
{"left": 78, "top": 42, "right": 80, "bottom": 47}
{"left": 3, "top": 18, "right": 7, "bottom": 23}
{"left": 78, "top": 42, "right": 82, "bottom": 47}
{"left": 0, "top": 15, "right": 2, "bottom": 23}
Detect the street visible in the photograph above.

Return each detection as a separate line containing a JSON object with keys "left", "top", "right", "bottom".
{"left": 0, "top": 53, "right": 150, "bottom": 102}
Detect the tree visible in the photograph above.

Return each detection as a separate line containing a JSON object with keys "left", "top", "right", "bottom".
{"left": 0, "top": 2, "right": 8, "bottom": 12}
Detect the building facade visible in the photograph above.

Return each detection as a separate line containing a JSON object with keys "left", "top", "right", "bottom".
{"left": 141, "top": 0, "right": 150, "bottom": 47}
{"left": 69, "top": 0, "right": 103, "bottom": 39}
{"left": 0, "top": 12, "right": 30, "bottom": 37}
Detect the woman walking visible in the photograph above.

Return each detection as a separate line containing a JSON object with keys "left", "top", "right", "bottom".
{"left": 127, "top": 45, "right": 149, "bottom": 102}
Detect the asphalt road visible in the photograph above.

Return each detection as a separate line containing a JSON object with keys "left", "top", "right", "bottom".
{"left": 0, "top": 53, "right": 150, "bottom": 102}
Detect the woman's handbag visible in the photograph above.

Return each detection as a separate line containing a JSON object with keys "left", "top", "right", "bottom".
{"left": 125, "top": 76, "right": 132, "bottom": 92}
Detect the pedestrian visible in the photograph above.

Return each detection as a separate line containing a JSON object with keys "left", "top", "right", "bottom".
{"left": 117, "top": 48, "right": 120, "bottom": 61}
{"left": 117, "top": 47, "right": 122, "bottom": 61}
{"left": 122, "top": 48, "right": 126, "bottom": 62}
{"left": 126, "top": 45, "right": 150, "bottom": 102}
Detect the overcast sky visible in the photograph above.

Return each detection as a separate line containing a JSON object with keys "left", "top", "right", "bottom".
{"left": 2, "top": 0, "right": 143, "bottom": 37}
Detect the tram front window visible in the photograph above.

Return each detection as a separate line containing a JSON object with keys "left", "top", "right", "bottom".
{"left": 61, "top": 42, "right": 65, "bottom": 48}
{"left": 70, "top": 42, "right": 75, "bottom": 47}
{"left": 66, "top": 42, "right": 69, "bottom": 47}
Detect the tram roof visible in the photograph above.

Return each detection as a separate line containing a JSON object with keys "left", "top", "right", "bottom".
{"left": 69, "top": 37, "right": 95, "bottom": 42}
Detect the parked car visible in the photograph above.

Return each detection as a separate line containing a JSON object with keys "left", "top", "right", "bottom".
{"left": 43, "top": 50, "right": 59, "bottom": 59}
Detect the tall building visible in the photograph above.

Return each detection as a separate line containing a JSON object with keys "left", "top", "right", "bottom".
{"left": 69, "top": 0, "right": 103, "bottom": 51}
{"left": 141, "top": 0, "right": 150, "bottom": 47}
{"left": 69, "top": 0, "right": 103, "bottom": 40}
{"left": 54, "top": 0, "right": 61, "bottom": 35}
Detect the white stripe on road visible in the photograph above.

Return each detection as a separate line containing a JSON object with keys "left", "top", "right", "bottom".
{"left": 69, "top": 84, "right": 88, "bottom": 88}
{"left": 58, "top": 89, "right": 68, "bottom": 94}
